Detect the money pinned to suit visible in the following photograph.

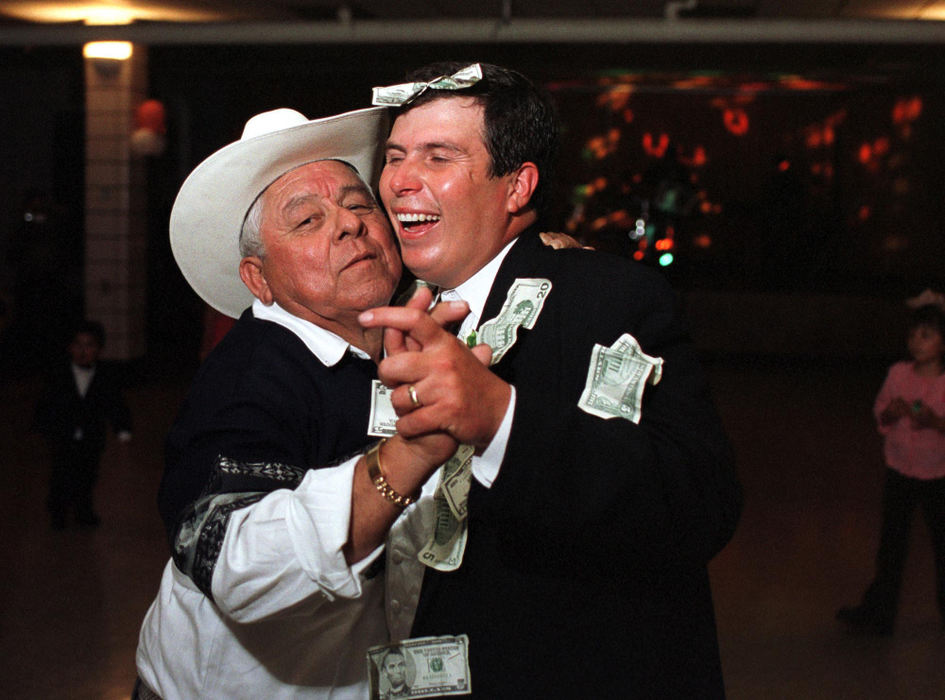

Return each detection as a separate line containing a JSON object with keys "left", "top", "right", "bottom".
{"left": 477, "top": 278, "right": 551, "bottom": 365}
{"left": 578, "top": 333, "right": 663, "bottom": 424}
{"left": 418, "top": 445, "right": 473, "bottom": 571}
{"left": 367, "top": 635, "right": 472, "bottom": 699}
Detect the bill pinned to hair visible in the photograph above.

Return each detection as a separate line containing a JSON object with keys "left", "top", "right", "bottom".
{"left": 372, "top": 64, "right": 483, "bottom": 107}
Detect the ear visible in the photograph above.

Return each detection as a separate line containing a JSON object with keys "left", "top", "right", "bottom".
{"left": 506, "top": 162, "right": 539, "bottom": 215}
{"left": 239, "top": 256, "right": 273, "bottom": 305}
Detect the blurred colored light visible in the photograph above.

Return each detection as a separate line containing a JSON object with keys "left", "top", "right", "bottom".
{"left": 723, "top": 108, "right": 749, "bottom": 136}
{"left": 643, "top": 132, "right": 669, "bottom": 158}
{"left": 633, "top": 251, "right": 645, "bottom": 261}
{"left": 658, "top": 253, "right": 674, "bottom": 266}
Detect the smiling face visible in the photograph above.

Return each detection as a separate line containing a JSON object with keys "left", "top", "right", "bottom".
{"left": 240, "top": 160, "right": 401, "bottom": 339}
{"left": 379, "top": 97, "right": 535, "bottom": 289}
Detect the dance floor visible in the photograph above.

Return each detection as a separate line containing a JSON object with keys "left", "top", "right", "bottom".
{"left": 2, "top": 355, "right": 943, "bottom": 698}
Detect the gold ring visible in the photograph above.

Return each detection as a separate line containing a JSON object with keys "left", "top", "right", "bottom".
{"left": 407, "top": 385, "right": 422, "bottom": 408}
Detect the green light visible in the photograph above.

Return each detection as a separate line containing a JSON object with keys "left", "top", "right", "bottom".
{"left": 658, "top": 253, "right": 674, "bottom": 267}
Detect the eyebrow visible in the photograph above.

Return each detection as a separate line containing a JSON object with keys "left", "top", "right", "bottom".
{"left": 385, "top": 140, "right": 464, "bottom": 155}
{"left": 338, "top": 183, "right": 375, "bottom": 200}
{"left": 282, "top": 182, "right": 374, "bottom": 215}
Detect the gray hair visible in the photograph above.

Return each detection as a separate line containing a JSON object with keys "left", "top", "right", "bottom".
{"left": 239, "top": 195, "right": 265, "bottom": 258}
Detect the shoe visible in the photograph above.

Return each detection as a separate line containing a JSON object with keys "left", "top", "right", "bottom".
{"left": 836, "top": 604, "right": 893, "bottom": 636}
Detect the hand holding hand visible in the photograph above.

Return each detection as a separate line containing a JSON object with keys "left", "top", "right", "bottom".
{"left": 359, "top": 303, "right": 510, "bottom": 451}
{"left": 383, "top": 285, "right": 470, "bottom": 356}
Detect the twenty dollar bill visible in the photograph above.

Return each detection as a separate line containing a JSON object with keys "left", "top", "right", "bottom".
{"left": 478, "top": 278, "right": 551, "bottom": 365}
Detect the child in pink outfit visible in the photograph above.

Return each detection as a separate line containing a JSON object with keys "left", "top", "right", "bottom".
{"left": 837, "top": 302, "right": 945, "bottom": 635}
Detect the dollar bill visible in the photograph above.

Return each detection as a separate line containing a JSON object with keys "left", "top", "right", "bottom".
{"left": 577, "top": 333, "right": 663, "bottom": 424}
{"left": 417, "top": 446, "right": 473, "bottom": 571}
{"left": 478, "top": 278, "right": 552, "bottom": 365}
{"left": 367, "top": 635, "right": 472, "bottom": 699}
{"left": 440, "top": 444, "right": 474, "bottom": 520}
{"left": 368, "top": 380, "right": 399, "bottom": 437}
{"left": 372, "top": 63, "right": 483, "bottom": 107}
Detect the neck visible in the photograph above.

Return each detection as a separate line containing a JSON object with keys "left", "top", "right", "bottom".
{"left": 914, "top": 357, "right": 944, "bottom": 376}
{"left": 338, "top": 324, "right": 384, "bottom": 363}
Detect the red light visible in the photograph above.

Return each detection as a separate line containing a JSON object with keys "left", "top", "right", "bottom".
{"left": 693, "top": 234, "right": 712, "bottom": 249}
{"left": 632, "top": 250, "right": 645, "bottom": 261}
{"left": 642, "top": 132, "right": 669, "bottom": 158}
{"left": 723, "top": 108, "right": 749, "bottom": 136}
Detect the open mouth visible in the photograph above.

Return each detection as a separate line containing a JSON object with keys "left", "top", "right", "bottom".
{"left": 396, "top": 212, "right": 441, "bottom": 234}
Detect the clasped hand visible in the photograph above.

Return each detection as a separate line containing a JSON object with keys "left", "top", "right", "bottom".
{"left": 359, "top": 286, "right": 512, "bottom": 452}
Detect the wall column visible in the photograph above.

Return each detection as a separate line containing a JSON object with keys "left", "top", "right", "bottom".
{"left": 83, "top": 43, "right": 147, "bottom": 361}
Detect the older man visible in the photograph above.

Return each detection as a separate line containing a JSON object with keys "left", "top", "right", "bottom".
{"left": 135, "top": 107, "right": 463, "bottom": 699}
{"left": 360, "top": 63, "right": 742, "bottom": 698}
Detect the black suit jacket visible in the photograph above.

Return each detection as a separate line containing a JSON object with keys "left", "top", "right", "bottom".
{"left": 411, "top": 230, "right": 741, "bottom": 698}
{"left": 33, "top": 359, "right": 131, "bottom": 453}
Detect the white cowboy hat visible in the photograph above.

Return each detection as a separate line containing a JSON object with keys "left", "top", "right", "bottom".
{"left": 169, "top": 106, "right": 389, "bottom": 318}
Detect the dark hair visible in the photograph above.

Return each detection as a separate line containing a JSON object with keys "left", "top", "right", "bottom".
{"left": 908, "top": 304, "right": 945, "bottom": 339}
{"left": 73, "top": 319, "right": 105, "bottom": 348}
{"left": 396, "top": 62, "right": 560, "bottom": 216}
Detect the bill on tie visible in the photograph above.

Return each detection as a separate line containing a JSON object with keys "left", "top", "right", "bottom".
{"left": 440, "top": 444, "right": 474, "bottom": 520}
{"left": 368, "top": 380, "right": 398, "bottom": 437}
{"left": 367, "top": 635, "right": 472, "bottom": 698}
{"left": 477, "top": 278, "right": 551, "bottom": 365}
{"left": 417, "top": 446, "right": 472, "bottom": 571}
{"left": 578, "top": 333, "right": 663, "bottom": 424}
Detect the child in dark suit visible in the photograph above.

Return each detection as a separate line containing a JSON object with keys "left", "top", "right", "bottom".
{"left": 34, "top": 320, "right": 131, "bottom": 529}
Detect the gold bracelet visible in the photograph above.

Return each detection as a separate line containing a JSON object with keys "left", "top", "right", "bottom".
{"left": 365, "top": 439, "right": 416, "bottom": 508}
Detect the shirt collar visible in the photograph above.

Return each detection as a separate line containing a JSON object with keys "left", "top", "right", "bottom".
{"left": 251, "top": 299, "right": 371, "bottom": 366}
{"left": 438, "top": 237, "right": 519, "bottom": 326}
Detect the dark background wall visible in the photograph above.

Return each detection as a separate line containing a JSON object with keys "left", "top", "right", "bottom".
{"left": 2, "top": 41, "right": 944, "bottom": 374}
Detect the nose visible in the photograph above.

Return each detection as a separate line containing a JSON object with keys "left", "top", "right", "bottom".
{"left": 333, "top": 204, "right": 366, "bottom": 242}
{"left": 383, "top": 155, "right": 420, "bottom": 197}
